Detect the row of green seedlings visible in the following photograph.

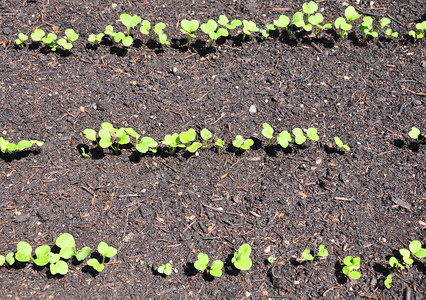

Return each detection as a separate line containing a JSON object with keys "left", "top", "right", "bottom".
{"left": 152, "top": 243, "right": 252, "bottom": 277}
{"left": 0, "top": 137, "right": 44, "bottom": 155}
{"left": 14, "top": 2, "right": 426, "bottom": 51}
{"left": 81, "top": 122, "right": 351, "bottom": 157}
{"left": 0, "top": 233, "right": 117, "bottom": 275}
{"left": 289, "top": 240, "right": 426, "bottom": 289}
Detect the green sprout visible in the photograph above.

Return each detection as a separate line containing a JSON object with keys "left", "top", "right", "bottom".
{"left": 276, "top": 130, "right": 292, "bottom": 149}
{"left": 41, "top": 33, "right": 58, "bottom": 50}
{"left": 267, "top": 256, "right": 277, "bottom": 264}
{"left": 308, "top": 13, "right": 332, "bottom": 37}
{"left": 0, "top": 255, "right": 5, "bottom": 266}
{"left": 179, "top": 129, "right": 202, "bottom": 153}
{"left": 334, "top": 6, "right": 361, "bottom": 39}
{"left": 292, "top": 128, "right": 307, "bottom": 145}
{"left": 388, "top": 256, "right": 404, "bottom": 269}
{"left": 359, "top": 17, "right": 378, "bottom": 41}
{"left": 87, "top": 242, "right": 117, "bottom": 272}
{"left": 50, "top": 260, "right": 69, "bottom": 275}
{"left": 120, "top": 13, "right": 141, "bottom": 36}
{"left": 217, "top": 15, "right": 242, "bottom": 31}
{"left": 242, "top": 20, "right": 259, "bottom": 40}
{"left": 157, "top": 262, "right": 172, "bottom": 276}
{"left": 215, "top": 138, "right": 225, "bottom": 154}
{"left": 261, "top": 123, "right": 275, "bottom": 146}
{"left": 30, "top": 28, "right": 45, "bottom": 42}
{"left": 99, "top": 122, "right": 129, "bottom": 154}
{"left": 57, "top": 28, "right": 79, "bottom": 50}
{"left": 302, "top": 1, "right": 318, "bottom": 18}
{"left": 384, "top": 274, "right": 392, "bottom": 289}
{"left": 55, "top": 233, "right": 91, "bottom": 262}
{"left": 193, "top": 252, "right": 223, "bottom": 277}
{"left": 161, "top": 133, "right": 182, "bottom": 154}
{"left": 15, "top": 241, "right": 32, "bottom": 263}
{"left": 380, "top": 18, "right": 398, "bottom": 38}
{"left": 104, "top": 25, "right": 116, "bottom": 39}
{"left": 409, "top": 21, "right": 426, "bottom": 42}
{"left": 200, "top": 128, "right": 213, "bottom": 148}
{"left": 6, "top": 252, "right": 15, "bottom": 265}
{"left": 153, "top": 22, "right": 170, "bottom": 45}
{"left": 139, "top": 20, "right": 151, "bottom": 40}
{"left": 306, "top": 127, "right": 319, "bottom": 141}
{"left": 292, "top": 12, "right": 312, "bottom": 32}
{"left": 342, "top": 256, "right": 361, "bottom": 279}
{"left": 0, "top": 138, "right": 44, "bottom": 155}
{"left": 274, "top": 15, "right": 291, "bottom": 35}
{"left": 14, "top": 32, "right": 28, "bottom": 47}
{"left": 180, "top": 19, "right": 199, "bottom": 47}
{"left": 399, "top": 240, "right": 426, "bottom": 265}
{"left": 260, "top": 24, "right": 277, "bottom": 38}
{"left": 88, "top": 33, "right": 105, "bottom": 45}
{"left": 334, "top": 136, "right": 350, "bottom": 151}
{"left": 408, "top": 127, "right": 425, "bottom": 143}
{"left": 200, "top": 19, "right": 229, "bottom": 45}
{"left": 232, "top": 135, "right": 254, "bottom": 151}
{"left": 302, "top": 244, "right": 329, "bottom": 262}
{"left": 231, "top": 244, "right": 252, "bottom": 271}
{"left": 136, "top": 137, "right": 158, "bottom": 154}
{"left": 123, "top": 127, "right": 140, "bottom": 144}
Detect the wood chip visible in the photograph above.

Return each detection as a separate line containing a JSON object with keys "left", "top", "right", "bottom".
{"left": 391, "top": 198, "right": 412, "bottom": 210}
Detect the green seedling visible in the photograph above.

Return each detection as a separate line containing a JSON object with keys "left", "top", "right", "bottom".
{"left": 302, "top": 1, "right": 318, "bottom": 18}
{"left": 408, "top": 127, "right": 425, "bottom": 143}
{"left": 15, "top": 32, "right": 28, "bottom": 47}
{"left": 15, "top": 241, "right": 32, "bottom": 262}
{"left": 180, "top": 19, "right": 199, "bottom": 47}
{"left": 334, "top": 6, "right": 361, "bottom": 39}
{"left": 308, "top": 13, "right": 332, "bottom": 37}
{"left": 88, "top": 33, "right": 105, "bottom": 45}
{"left": 399, "top": 240, "right": 426, "bottom": 265}
{"left": 342, "top": 256, "right": 361, "bottom": 279}
{"left": 136, "top": 137, "right": 158, "bottom": 154}
{"left": 218, "top": 15, "right": 242, "bottom": 30}
{"left": 0, "top": 138, "right": 43, "bottom": 155}
{"left": 153, "top": 22, "right": 170, "bottom": 45}
{"left": 157, "top": 262, "right": 172, "bottom": 276}
{"left": 302, "top": 244, "right": 329, "bottom": 262}
{"left": 50, "top": 260, "right": 69, "bottom": 275}
{"left": 215, "top": 138, "right": 225, "bottom": 154}
{"left": 0, "top": 255, "right": 5, "bottom": 266}
{"left": 306, "top": 127, "right": 319, "bottom": 141}
{"left": 359, "top": 17, "right": 378, "bottom": 41}
{"left": 380, "top": 18, "right": 398, "bottom": 38}
{"left": 42, "top": 33, "right": 58, "bottom": 50}
{"left": 409, "top": 21, "right": 426, "bottom": 42}
{"left": 200, "top": 128, "right": 213, "bottom": 148}
{"left": 232, "top": 135, "right": 254, "bottom": 151}
{"left": 57, "top": 28, "right": 79, "bottom": 50}
{"left": 96, "top": 122, "right": 129, "bottom": 154}
{"left": 161, "top": 133, "right": 183, "bottom": 154}
{"left": 200, "top": 19, "right": 229, "bottom": 45}
{"left": 292, "top": 128, "right": 307, "bottom": 145}
{"left": 120, "top": 13, "right": 141, "bottom": 36}
{"left": 261, "top": 123, "right": 275, "bottom": 146}
{"left": 139, "top": 20, "right": 151, "bottom": 40}
{"left": 267, "top": 256, "right": 277, "bottom": 264}
{"left": 55, "top": 233, "right": 91, "bottom": 262}
{"left": 123, "top": 127, "right": 140, "bottom": 144}
{"left": 260, "top": 24, "right": 277, "bottom": 38}
{"left": 242, "top": 20, "right": 259, "bottom": 40}
{"left": 276, "top": 130, "right": 292, "bottom": 149}
{"left": 31, "top": 28, "right": 45, "bottom": 42}
{"left": 104, "top": 25, "right": 116, "bottom": 38}
{"left": 389, "top": 256, "right": 404, "bottom": 269}
{"left": 274, "top": 15, "right": 291, "bottom": 35}
{"left": 179, "top": 129, "right": 202, "bottom": 153}
{"left": 83, "top": 128, "right": 99, "bottom": 146}
{"left": 231, "top": 243, "right": 252, "bottom": 271}
{"left": 193, "top": 252, "right": 223, "bottom": 277}
{"left": 87, "top": 242, "right": 117, "bottom": 272}
{"left": 384, "top": 274, "right": 392, "bottom": 289}
{"left": 334, "top": 136, "right": 350, "bottom": 151}
{"left": 292, "top": 12, "right": 312, "bottom": 32}
{"left": 6, "top": 252, "right": 15, "bottom": 265}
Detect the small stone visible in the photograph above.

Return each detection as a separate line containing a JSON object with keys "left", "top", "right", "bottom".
{"left": 249, "top": 105, "right": 257, "bottom": 114}
{"left": 172, "top": 67, "right": 178, "bottom": 74}
{"left": 421, "top": 60, "right": 426, "bottom": 68}
{"left": 264, "top": 246, "right": 271, "bottom": 253}
{"left": 412, "top": 100, "right": 422, "bottom": 106}
{"left": 92, "top": 103, "right": 98, "bottom": 110}
{"left": 111, "top": 3, "right": 118, "bottom": 9}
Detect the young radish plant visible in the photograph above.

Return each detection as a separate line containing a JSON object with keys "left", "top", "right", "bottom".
{"left": 334, "top": 136, "right": 350, "bottom": 151}
{"left": 179, "top": 129, "right": 202, "bottom": 153}
{"left": 118, "top": 13, "right": 141, "bottom": 47}
{"left": 408, "top": 127, "right": 425, "bottom": 143}
{"left": 15, "top": 32, "right": 28, "bottom": 47}
{"left": 217, "top": 15, "right": 242, "bottom": 32}
{"left": 153, "top": 22, "right": 170, "bottom": 45}
{"left": 334, "top": 6, "right": 361, "bottom": 39}
{"left": 342, "top": 256, "right": 361, "bottom": 279}
{"left": 88, "top": 33, "right": 105, "bottom": 46}
{"left": 231, "top": 244, "right": 252, "bottom": 271}
{"left": 157, "top": 262, "right": 172, "bottom": 276}
{"left": 274, "top": 15, "right": 291, "bottom": 36}
{"left": 200, "top": 128, "right": 213, "bottom": 148}
{"left": 242, "top": 20, "right": 259, "bottom": 40}
{"left": 232, "top": 135, "right": 254, "bottom": 152}
{"left": 56, "top": 29, "right": 79, "bottom": 50}
{"left": 180, "top": 19, "right": 199, "bottom": 47}
{"left": 193, "top": 252, "right": 223, "bottom": 277}
{"left": 87, "top": 242, "right": 117, "bottom": 272}
{"left": 200, "top": 19, "right": 229, "bottom": 46}
{"left": 409, "top": 21, "right": 426, "bottom": 42}
{"left": 302, "top": 244, "right": 329, "bottom": 262}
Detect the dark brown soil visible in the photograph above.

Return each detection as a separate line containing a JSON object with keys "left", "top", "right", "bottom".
{"left": 0, "top": 0, "right": 425, "bottom": 299}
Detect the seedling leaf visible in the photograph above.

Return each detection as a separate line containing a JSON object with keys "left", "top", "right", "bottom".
{"left": 50, "top": 260, "right": 69, "bottom": 275}
{"left": 209, "top": 260, "right": 223, "bottom": 277}
{"left": 56, "top": 233, "right": 76, "bottom": 250}
{"left": 194, "top": 252, "right": 209, "bottom": 271}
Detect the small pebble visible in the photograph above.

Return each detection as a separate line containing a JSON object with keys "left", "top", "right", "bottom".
{"left": 249, "top": 104, "right": 257, "bottom": 114}
{"left": 421, "top": 60, "right": 426, "bottom": 68}
{"left": 412, "top": 100, "right": 422, "bottom": 106}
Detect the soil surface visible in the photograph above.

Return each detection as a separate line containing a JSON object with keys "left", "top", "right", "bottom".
{"left": 0, "top": 0, "right": 425, "bottom": 299}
